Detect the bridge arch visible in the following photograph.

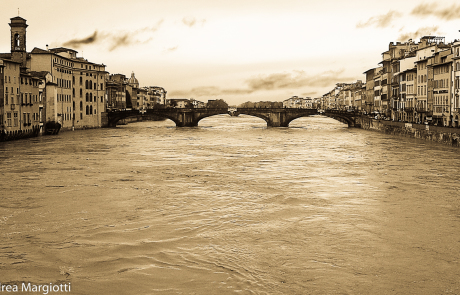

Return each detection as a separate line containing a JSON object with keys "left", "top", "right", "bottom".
{"left": 283, "top": 113, "right": 319, "bottom": 127}
{"left": 194, "top": 110, "right": 233, "bottom": 126}
{"left": 320, "top": 111, "right": 359, "bottom": 127}
{"left": 142, "top": 113, "right": 181, "bottom": 126}
{"left": 233, "top": 111, "right": 272, "bottom": 126}
{"left": 106, "top": 110, "right": 181, "bottom": 127}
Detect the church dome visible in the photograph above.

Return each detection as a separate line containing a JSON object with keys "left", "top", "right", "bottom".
{"left": 128, "top": 72, "right": 139, "bottom": 88}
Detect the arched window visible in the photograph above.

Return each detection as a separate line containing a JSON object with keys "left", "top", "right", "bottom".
{"left": 90, "top": 105, "right": 93, "bottom": 115}
{"left": 86, "top": 105, "right": 89, "bottom": 115}
{"left": 86, "top": 93, "right": 89, "bottom": 102}
{"left": 80, "top": 101, "right": 83, "bottom": 111}
{"left": 90, "top": 93, "right": 93, "bottom": 102}
{"left": 85, "top": 80, "right": 88, "bottom": 89}
{"left": 14, "top": 34, "right": 20, "bottom": 47}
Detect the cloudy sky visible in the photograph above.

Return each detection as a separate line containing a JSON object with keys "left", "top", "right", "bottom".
{"left": 1, "top": 0, "right": 460, "bottom": 105}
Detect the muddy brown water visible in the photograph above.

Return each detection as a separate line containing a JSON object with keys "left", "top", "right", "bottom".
{"left": 0, "top": 115, "right": 459, "bottom": 294}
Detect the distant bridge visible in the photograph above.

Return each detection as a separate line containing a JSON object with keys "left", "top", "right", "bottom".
{"left": 106, "top": 108, "right": 361, "bottom": 128}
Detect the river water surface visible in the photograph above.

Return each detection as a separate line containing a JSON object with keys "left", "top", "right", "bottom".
{"left": 0, "top": 115, "right": 459, "bottom": 294}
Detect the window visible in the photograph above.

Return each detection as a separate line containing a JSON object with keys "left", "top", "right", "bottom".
{"left": 13, "top": 112, "right": 18, "bottom": 127}
{"left": 14, "top": 33, "right": 20, "bottom": 47}
{"left": 7, "top": 113, "right": 12, "bottom": 127}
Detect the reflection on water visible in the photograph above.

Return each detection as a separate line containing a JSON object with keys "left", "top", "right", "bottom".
{"left": 0, "top": 115, "right": 459, "bottom": 294}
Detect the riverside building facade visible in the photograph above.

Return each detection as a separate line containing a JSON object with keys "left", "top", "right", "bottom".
{"left": 0, "top": 17, "right": 41, "bottom": 140}
{"left": 28, "top": 47, "right": 108, "bottom": 130}
{"left": 321, "top": 35, "right": 460, "bottom": 127}
{"left": 0, "top": 16, "right": 108, "bottom": 139}
{"left": 1, "top": 15, "right": 168, "bottom": 141}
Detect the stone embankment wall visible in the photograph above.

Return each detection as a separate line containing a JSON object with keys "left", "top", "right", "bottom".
{"left": 357, "top": 116, "right": 460, "bottom": 147}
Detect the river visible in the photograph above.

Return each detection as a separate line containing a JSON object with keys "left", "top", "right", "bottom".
{"left": 0, "top": 114, "right": 459, "bottom": 294}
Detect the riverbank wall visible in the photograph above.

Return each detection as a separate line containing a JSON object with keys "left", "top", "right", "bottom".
{"left": 357, "top": 116, "right": 460, "bottom": 147}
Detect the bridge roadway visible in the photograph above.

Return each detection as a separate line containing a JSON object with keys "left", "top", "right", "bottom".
{"left": 106, "top": 108, "right": 361, "bottom": 128}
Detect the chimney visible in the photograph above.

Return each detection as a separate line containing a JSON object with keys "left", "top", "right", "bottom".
{"left": 46, "top": 44, "right": 49, "bottom": 51}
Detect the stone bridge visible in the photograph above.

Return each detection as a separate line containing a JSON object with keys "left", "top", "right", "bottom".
{"left": 106, "top": 108, "right": 230, "bottom": 127}
{"left": 106, "top": 108, "right": 361, "bottom": 128}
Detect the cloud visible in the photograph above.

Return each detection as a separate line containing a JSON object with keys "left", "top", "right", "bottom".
{"left": 61, "top": 20, "right": 163, "bottom": 51}
{"left": 246, "top": 70, "right": 356, "bottom": 90}
{"left": 163, "top": 46, "right": 178, "bottom": 53}
{"left": 356, "top": 10, "right": 402, "bottom": 28}
{"left": 108, "top": 34, "right": 131, "bottom": 52}
{"left": 411, "top": 3, "right": 460, "bottom": 20}
{"left": 62, "top": 31, "right": 99, "bottom": 48}
{"left": 301, "top": 91, "right": 318, "bottom": 97}
{"left": 182, "top": 17, "right": 206, "bottom": 27}
{"left": 397, "top": 26, "right": 442, "bottom": 42}
{"left": 169, "top": 70, "right": 357, "bottom": 98}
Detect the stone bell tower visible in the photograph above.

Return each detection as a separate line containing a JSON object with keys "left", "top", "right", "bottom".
{"left": 9, "top": 16, "right": 28, "bottom": 67}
